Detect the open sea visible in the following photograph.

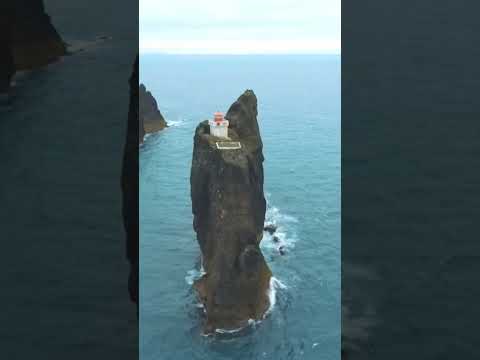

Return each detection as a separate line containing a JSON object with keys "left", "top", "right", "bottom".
{"left": 139, "top": 55, "right": 340, "bottom": 360}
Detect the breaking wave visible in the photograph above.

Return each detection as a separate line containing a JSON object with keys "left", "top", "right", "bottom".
{"left": 261, "top": 198, "right": 299, "bottom": 254}
{"left": 188, "top": 196, "right": 295, "bottom": 336}
{"left": 213, "top": 276, "right": 287, "bottom": 335}
{"left": 166, "top": 118, "right": 185, "bottom": 127}
{"left": 185, "top": 266, "right": 206, "bottom": 286}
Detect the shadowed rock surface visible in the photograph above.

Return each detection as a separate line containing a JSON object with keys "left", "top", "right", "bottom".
{"left": 1, "top": 0, "right": 138, "bottom": 356}
{"left": 0, "top": 0, "right": 66, "bottom": 94}
{"left": 11, "top": 0, "right": 66, "bottom": 70}
{"left": 0, "top": 6, "right": 15, "bottom": 93}
{"left": 190, "top": 90, "right": 272, "bottom": 333}
{"left": 139, "top": 83, "right": 167, "bottom": 143}
{"left": 122, "top": 56, "right": 139, "bottom": 312}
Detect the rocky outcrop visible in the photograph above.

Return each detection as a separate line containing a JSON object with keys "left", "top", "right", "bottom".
{"left": 190, "top": 90, "right": 272, "bottom": 333}
{"left": 0, "top": 3, "right": 15, "bottom": 93}
{"left": 139, "top": 84, "right": 167, "bottom": 143}
{"left": 122, "top": 56, "right": 139, "bottom": 314}
{"left": 0, "top": 1, "right": 66, "bottom": 93}
{"left": 11, "top": 0, "right": 66, "bottom": 70}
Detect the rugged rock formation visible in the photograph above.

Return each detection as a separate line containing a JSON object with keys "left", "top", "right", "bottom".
{"left": 190, "top": 90, "right": 272, "bottom": 333}
{"left": 122, "top": 56, "right": 139, "bottom": 314}
{"left": 0, "top": 0, "right": 66, "bottom": 93}
{"left": 0, "top": 7, "right": 15, "bottom": 94}
{"left": 264, "top": 224, "right": 277, "bottom": 235}
{"left": 11, "top": 0, "right": 66, "bottom": 70}
{"left": 139, "top": 84, "right": 167, "bottom": 143}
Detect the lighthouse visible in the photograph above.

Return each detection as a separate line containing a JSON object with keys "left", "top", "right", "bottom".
{"left": 208, "top": 112, "right": 229, "bottom": 139}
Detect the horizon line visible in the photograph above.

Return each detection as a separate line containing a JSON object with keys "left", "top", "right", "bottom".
{"left": 139, "top": 39, "right": 341, "bottom": 56}
{"left": 139, "top": 51, "right": 341, "bottom": 56}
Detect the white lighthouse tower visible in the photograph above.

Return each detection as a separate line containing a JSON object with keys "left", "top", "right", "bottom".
{"left": 209, "top": 112, "right": 229, "bottom": 139}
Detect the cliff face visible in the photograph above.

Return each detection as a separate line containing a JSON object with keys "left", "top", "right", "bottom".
{"left": 190, "top": 90, "right": 272, "bottom": 333}
{"left": 0, "top": 1, "right": 66, "bottom": 93}
{"left": 139, "top": 84, "right": 167, "bottom": 143}
{"left": 0, "top": 6, "right": 15, "bottom": 93}
{"left": 122, "top": 56, "right": 139, "bottom": 311}
{"left": 11, "top": 0, "right": 66, "bottom": 70}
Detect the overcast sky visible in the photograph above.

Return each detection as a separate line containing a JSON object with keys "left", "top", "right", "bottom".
{"left": 140, "top": 0, "right": 341, "bottom": 54}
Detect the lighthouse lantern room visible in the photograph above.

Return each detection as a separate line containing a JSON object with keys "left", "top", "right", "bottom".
{"left": 209, "top": 112, "right": 229, "bottom": 139}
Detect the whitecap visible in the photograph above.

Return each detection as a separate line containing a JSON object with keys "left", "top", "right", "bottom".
{"left": 262, "top": 201, "right": 299, "bottom": 254}
{"left": 166, "top": 118, "right": 185, "bottom": 127}
{"left": 215, "top": 326, "right": 246, "bottom": 335}
{"left": 265, "top": 276, "right": 287, "bottom": 316}
{"left": 209, "top": 276, "right": 286, "bottom": 335}
{"left": 185, "top": 267, "right": 206, "bottom": 285}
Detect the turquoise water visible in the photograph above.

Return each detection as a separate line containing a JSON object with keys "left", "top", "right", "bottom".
{"left": 140, "top": 55, "right": 340, "bottom": 360}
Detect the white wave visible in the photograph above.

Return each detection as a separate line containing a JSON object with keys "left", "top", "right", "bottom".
{"left": 166, "top": 118, "right": 185, "bottom": 127}
{"left": 265, "top": 277, "right": 287, "bottom": 316}
{"left": 185, "top": 267, "right": 206, "bottom": 285}
{"left": 209, "top": 277, "right": 286, "bottom": 335}
{"left": 215, "top": 325, "right": 247, "bottom": 335}
{"left": 262, "top": 202, "right": 299, "bottom": 253}
{"left": 266, "top": 206, "right": 298, "bottom": 224}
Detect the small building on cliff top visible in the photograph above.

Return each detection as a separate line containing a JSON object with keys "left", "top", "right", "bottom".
{"left": 209, "top": 112, "right": 229, "bottom": 139}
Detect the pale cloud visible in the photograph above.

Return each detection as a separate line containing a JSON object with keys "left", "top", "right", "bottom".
{"left": 140, "top": 0, "right": 341, "bottom": 54}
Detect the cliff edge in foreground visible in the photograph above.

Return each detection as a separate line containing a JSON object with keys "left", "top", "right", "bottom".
{"left": 190, "top": 90, "right": 272, "bottom": 333}
{"left": 139, "top": 84, "right": 167, "bottom": 143}
{"left": 122, "top": 56, "right": 139, "bottom": 312}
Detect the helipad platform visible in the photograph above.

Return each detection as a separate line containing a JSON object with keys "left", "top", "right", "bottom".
{"left": 216, "top": 141, "right": 242, "bottom": 150}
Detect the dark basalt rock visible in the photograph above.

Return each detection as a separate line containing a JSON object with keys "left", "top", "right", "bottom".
{"left": 272, "top": 236, "right": 280, "bottom": 243}
{"left": 0, "top": 6, "right": 15, "bottom": 94}
{"left": 11, "top": 0, "right": 66, "bottom": 70}
{"left": 122, "top": 56, "right": 139, "bottom": 313}
{"left": 139, "top": 84, "right": 167, "bottom": 143}
{"left": 190, "top": 90, "right": 272, "bottom": 332}
{"left": 0, "top": 1, "right": 66, "bottom": 94}
{"left": 264, "top": 224, "right": 277, "bottom": 235}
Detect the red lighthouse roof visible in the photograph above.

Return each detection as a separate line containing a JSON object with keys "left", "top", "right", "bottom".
{"left": 214, "top": 112, "right": 224, "bottom": 123}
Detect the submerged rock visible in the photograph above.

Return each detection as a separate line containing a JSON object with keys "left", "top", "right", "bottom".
{"left": 264, "top": 224, "right": 277, "bottom": 235}
{"left": 190, "top": 90, "right": 272, "bottom": 332}
{"left": 139, "top": 84, "right": 167, "bottom": 143}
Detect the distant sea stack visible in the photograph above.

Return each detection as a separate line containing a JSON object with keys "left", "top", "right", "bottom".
{"left": 139, "top": 84, "right": 167, "bottom": 143}
{"left": 190, "top": 90, "right": 272, "bottom": 333}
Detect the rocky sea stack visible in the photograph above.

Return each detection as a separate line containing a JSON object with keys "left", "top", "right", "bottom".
{"left": 139, "top": 84, "right": 167, "bottom": 143}
{"left": 190, "top": 90, "right": 272, "bottom": 333}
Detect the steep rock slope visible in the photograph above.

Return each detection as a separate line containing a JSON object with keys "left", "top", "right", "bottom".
{"left": 122, "top": 56, "right": 139, "bottom": 311}
{"left": 139, "top": 83, "right": 167, "bottom": 143}
{"left": 0, "top": 0, "right": 66, "bottom": 93}
{"left": 190, "top": 90, "right": 272, "bottom": 333}
{"left": 11, "top": 0, "right": 66, "bottom": 70}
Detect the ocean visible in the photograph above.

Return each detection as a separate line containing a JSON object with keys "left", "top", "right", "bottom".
{"left": 139, "top": 55, "right": 340, "bottom": 360}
